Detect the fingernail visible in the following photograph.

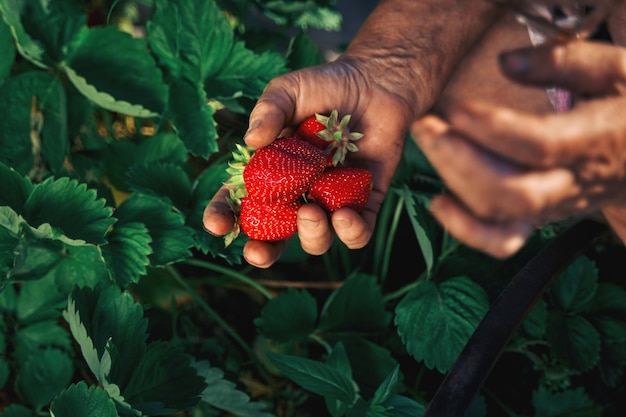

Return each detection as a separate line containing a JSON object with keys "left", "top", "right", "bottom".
{"left": 499, "top": 49, "right": 531, "bottom": 75}
{"left": 245, "top": 119, "right": 261, "bottom": 137}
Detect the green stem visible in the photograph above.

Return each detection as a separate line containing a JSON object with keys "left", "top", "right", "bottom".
{"left": 166, "top": 265, "right": 253, "bottom": 357}
{"left": 382, "top": 269, "right": 428, "bottom": 304}
{"left": 182, "top": 258, "right": 273, "bottom": 300}
{"left": 380, "top": 194, "right": 404, "bottom": 284}
{"left": 373, "top": 191, "right": 396, "bottom": 277}
{"left": 309, "top": 334, "right": 332, "bottom": 355}
{"left": 482, "top": 387, "right": 518, "bottom": 417}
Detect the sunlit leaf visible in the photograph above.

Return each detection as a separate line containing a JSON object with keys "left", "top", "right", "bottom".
{"left": 395, "top": 276, "right": 490, "bottom": 373}
{"left": 549, "top": 256, "right": 597, "bottom": 312}
{"left": 255, "top": 288, "right": 318, "bottom": 342}
{"left": 49, "top": 382, "right": 118, "bottom": 417}
{"left": 195, "top": 361, "right": 274, "bottom": 417}
{"left": 114, "top": 193, "right": 195, "bottom": 266}
{"left": 547, "top": 311, "right": 600, "bottom": 373}
{"left": 266, "top": 351, "right": 358, "bottom": 404}
{"left": 102, "top": 221, "right": 152, "bottom": 288}
{"left": 0, "top": 71, "right": 68, "bottom": 176}
{"left": 64, "top": 27, "right": 167, "bottom": 117}
{"left": 318, "top": 274, "right": 390, "bottom": 333}
{"left": 258, "top": 1, "right": 342, "bottom": 31}
{"left": 23, "top": 176, "right": 115, "bottom": 244}
{"left": 16, "top": 348, "right": 73, "bottom": 410}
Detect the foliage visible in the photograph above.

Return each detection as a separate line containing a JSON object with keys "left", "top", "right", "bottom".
{"left": 1, "top": 1, "right": 626, "bottom": 417}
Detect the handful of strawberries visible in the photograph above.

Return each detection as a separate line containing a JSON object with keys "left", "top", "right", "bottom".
{"left": 224, "top": 110, "right": 372, "bottom": 244}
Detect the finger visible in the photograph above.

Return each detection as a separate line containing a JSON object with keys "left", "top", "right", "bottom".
{"left": 413, "top": 115, "right": 581, "bottom": 220}
{"left": 499, "top": 41, "right": 626, "bottom": 96}
{"left": 332, "top": 206, "right": 375, "bottom": 249}
{"left": 297, "top": 204, "right": 335, "bottom": 255}
{"left": 447, "top": 98, "right": 626, "bottom": 169}
{"left": 245, "top": 98, "right": 292, "bottom": 149}
{"left": 203, "top": 185, "right": 236, "bottom": 236}
{"left": 243, "top": 239, "right": 289, "bottom": 269}
{"left": 429, "top": 194, "right": 534, "bottom": 258}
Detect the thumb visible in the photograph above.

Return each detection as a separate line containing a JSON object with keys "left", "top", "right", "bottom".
{"left": 499, "top": 41, "right": 626, "bottom": 96}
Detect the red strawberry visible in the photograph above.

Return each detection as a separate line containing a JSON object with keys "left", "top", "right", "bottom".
{"left": 294, "top": 110, "right": 363, "bottom": 166}
{"left": 308, "top": 167, "right": 372, "bottom": 212}
{"left": 243, "top": 136, "right": 327, "bottom": 204}
{"left": 239, "top": 198, "right": 302, "bottom": 241}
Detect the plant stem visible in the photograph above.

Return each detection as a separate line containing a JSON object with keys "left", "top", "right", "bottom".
{"left": 308, "top": 334, "right": 332, "bottom": 355}
{"left": 382, "top": 269, "right": 428, "bottom": 304}
{"left": 373, "top": 191, "right": 396, "bottom": 277}
{"left": 166, "top": 265, "right": 254, "bottom": 357}
{"left": 380, "top": 194, "right": 404, "bottom": 284}
{"left": 182, "top": 258, "right": 273, "bottom": 300}
{"left": 482, "top": 387, "right": 518, "bottom": 417}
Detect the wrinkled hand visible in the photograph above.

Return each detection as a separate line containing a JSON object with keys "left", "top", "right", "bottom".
{"left": 203, "top": 58, "right": 411, "bottom": 268}
{"left": 413, "top": 40, "right": 626, "bottom": 258}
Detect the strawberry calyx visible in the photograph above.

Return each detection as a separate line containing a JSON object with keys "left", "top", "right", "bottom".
{"left": 223, "top": 143, "right": 252, "bottom": 246}
{"left": 313, "top": 109, "right": 363, "bottom": 166}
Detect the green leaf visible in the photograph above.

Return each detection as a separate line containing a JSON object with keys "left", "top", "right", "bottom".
{"left": 101, "top": 221, "right": 152, "bottom": 288}
{"left": 547, "top": 311, "right": 600, "bottom": 373}
{"left": 64, "top": 27, "right": 167, "bottom": 117}
{"left": 127, "top": 162, "right": 193, "bottom": 211}
{"left": 380, "top": 395, "right": 425, "bottom": 417}
{"left": 325, "top": 343, "right": 355, "bottom": 417}
{"left": 123, "top": 341, "right": 206, "bottom": 415}
{"left": 532, "top": 385, "right": 602, "bottom": 417}
{"left": 0, "top": 18, "right": 15, "bottom": 82}
{"left": 521, "top": 299, "right": 548, "bottom": 339}
{"left": 266, "top": 351, "right": 358, "bottom": 405}
{"left": 16, "top": 273, "right": 66, "bottom": 324}
{"left": 49, "top": 381, "right": 118, "bottom": 417}
{"left": 395, "top": 276, "right": 490, "bottom": 373}
{"left": 0, "top": 0, "right": 45, "bottom": 67}
{"left": 594, "top": 316, "right": 626, "bottom": 387}
{"left": 286, "top": 31, "right": 324, "bottom": 70}
{"left": 51, "top": 245, "right": 110, "bottom": 293}
{"left": 167, "top": 76, "right": 219, "bottom": 157}
{"left": 258, "top": 1, "right": 342, "bottom": 31}
{"left": 399, "top": 185, "right": 436, "bottom": 277}
{"left": 371, "top": 365, "right": 401, "bottom": 406}
{"left": 9, "top": 238, "right": 64, "bottom": 281}
{"left": 0, "top": 164, "right": 33, "bottom": 212}
{"left": 204, "top": 41, "right": 287, "bottom": 100}
{"left": 549, "top": 256, "right": 597, "bottom": 312}
{"left": 0, "top": 71, "right": 68, "bottom": 176}
{"left": 196, "top": 361, "right": 274, "bottom": 417}
{"left": 14, "top": 320, "right": 73, "bottom": 365}
{"left": 0, "top": 404, "right": 34, "bottom": 417}
{"left": 114, "top": 193, "right": 195, "bottom": 266}
{"left": 16, "top": 348, "right": 73, "bottom": 410}
{"left": 23, "top": 176, "right": 115, "bottom": 244}
{"left": 255, "top": 288, "right": 318, "bottom": 342}
{"left": 147, "top": 0, "right": 232, "bottom": 83}
{"left": 318, "top": 273, "right": 391, "bottom": 333}
{"left": 64, "top": 284, "right": 149, "bottom": 389}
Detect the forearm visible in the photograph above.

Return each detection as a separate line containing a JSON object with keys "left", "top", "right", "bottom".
{"left": 341, "top": 0, "right": 500, "bottom": 118}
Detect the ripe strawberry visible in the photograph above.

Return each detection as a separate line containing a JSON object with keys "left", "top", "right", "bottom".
{"left": 243, "top": 136, "right": 327, "bottom": 204}
{"left": 308, "top": 167, "right": 372, "bottom": 212}
{"left": 239, "top": 198, "right": 302, "bottom": 241}
{"left": 294, "top": 110, "right": 363, "bottom": 166}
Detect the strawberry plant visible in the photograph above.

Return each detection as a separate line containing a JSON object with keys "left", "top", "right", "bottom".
{"left": 1, "top": 1, "right": 626, "bottom": 417}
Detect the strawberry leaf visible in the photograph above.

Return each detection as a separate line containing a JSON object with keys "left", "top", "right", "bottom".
{"left": 167, "top": 76, "right": 219, "bottom": 157}
{"left": 195, "top": 361, "right": 275, "bottom": 417}
{"left": 399, "top": 185, "right": 437, "bottom": 277}
{"left": 0, "top": 0, "right": 45, "bottom": 67}
{"left": 50, "top": 381, "right": 118, "bottom": 417}
{"left": 532, "top": 386, "right": 602, "bottom": 417}
{"left": 0, "top": 71, "right": 69, "bottom": 176}
{"left": 16, "top": 348, "right": 73, "bottom": 410}
{"left": 255, "top": 288, "right": 318, "bottom": 342}
{"left": 113, "top": 193, "right": 195, "bottom": 266}
{"left": 127, "top": 162, "right": 193, "bottom": 211}
{"left": 266, "top": 351, "right": 358, "bottom": 405}
{"left": 318, "top": 274, "right": 390, "bottom": 334}
{"left": 64, "top": 27, "right": 167, "bottom": 118}
{"left": 14, "top": 320, "right": 73, "bottom": 366}
{"left": 122, "top": 341, "right": 206, "bottom": 415}
{"left": 548, "top": 256, "right": 597, "bottom": 312}
{"left": 395, "top": 276, "right": 489, "bottom": 373}
{"left": 22, "top": 176, "right": 116, "bottom": 245}
{"left": 0, "top": 18, "right": 15, "bottom": 82}
{"left": 547, "top": 311, "right": 600, "bottom": 373}
{"left": 286, "top": 31, "right": 324, "bottom": 70}
{"left": 101, "top": 221, "right": 152, "bottom": 288}
{"left": 0, "top": 163, "right": 33, "bottom": 213}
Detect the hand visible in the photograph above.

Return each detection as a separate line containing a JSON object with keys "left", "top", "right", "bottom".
{"left": 203, "top": 58, "right": 412, "bottom": 268}
{"left": 412, "top": 40, "right": 626, "bottom": 258}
